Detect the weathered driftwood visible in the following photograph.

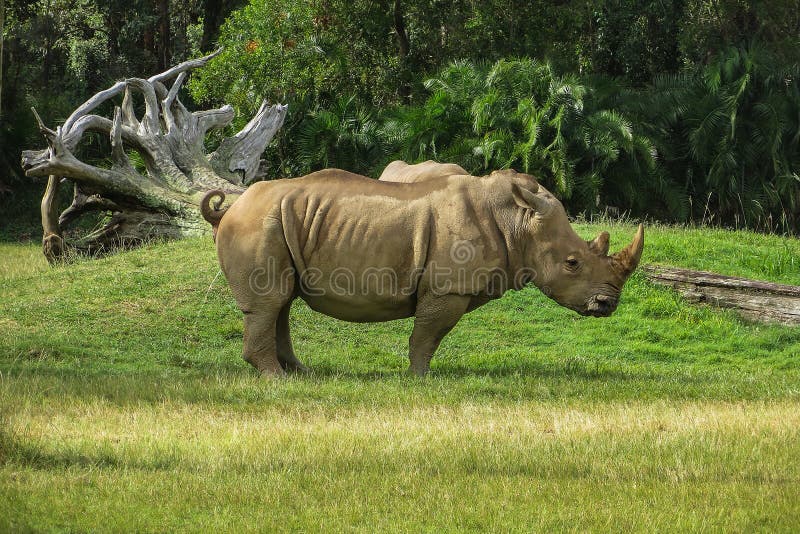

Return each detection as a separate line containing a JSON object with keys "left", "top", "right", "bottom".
{"left": 21, "top": 50, "right": 287, "bottom": 263}
{"left": 642, "top": 265, "right": 800, "bottom": 325}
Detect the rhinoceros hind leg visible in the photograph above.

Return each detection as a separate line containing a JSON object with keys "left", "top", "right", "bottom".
{"left": 242, "top": 310, "right": 286, "bottom": 377}
{"left": 408, "top": 294, "right": 471, "bottom": 376}
{"left": 276, "top": 300, "right": 309, "bottom": 373}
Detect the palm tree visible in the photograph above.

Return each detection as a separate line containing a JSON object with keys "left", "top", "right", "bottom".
{"left": 295, "top": 95, "right": 387, "bottom": 175}
{"left": 643, "top": 44, "right": 800, "bottom": 231}
{"left": 388, "top": 58, "right": 663, "bottom": 217}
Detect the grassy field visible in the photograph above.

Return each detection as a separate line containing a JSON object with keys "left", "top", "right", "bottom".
{"left": 1, "top": 223, "right": 799, "bottom": 531}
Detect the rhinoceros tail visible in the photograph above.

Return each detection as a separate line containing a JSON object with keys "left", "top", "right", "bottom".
{"left": 200, "top": 190, "right": 228, "bottom": 236}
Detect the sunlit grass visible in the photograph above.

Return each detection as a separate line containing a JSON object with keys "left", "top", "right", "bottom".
{"left": 0, "top": 242, "right": 48, "bottom": 280}
{"left": 1, "top": 224, "right": 799, "bottom": 531}
{"left": 2, "top": 393, "right": 798, "bottom": 531}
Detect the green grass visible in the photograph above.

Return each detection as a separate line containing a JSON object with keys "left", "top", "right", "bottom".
{"left": 1, "top": 223, "right": 799, "bottom": 531}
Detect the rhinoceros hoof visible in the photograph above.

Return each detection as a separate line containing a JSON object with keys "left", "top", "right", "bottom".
{"left": 284, "top": 362, "right": 310, "bottom": 374}
{"left": 258, "top": 368, "right": 287, "bottom": 379}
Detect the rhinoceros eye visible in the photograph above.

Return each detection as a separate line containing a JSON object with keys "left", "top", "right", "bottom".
{"left": 565, "top": 256, "right": 580, "bottom": 270}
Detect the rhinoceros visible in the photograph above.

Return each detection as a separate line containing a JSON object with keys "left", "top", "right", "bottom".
{"left": 201, "top": 167, "right": 643, "bottom": 376}
{"left": 379, "top": 159, "right": 469, "bottom": 183}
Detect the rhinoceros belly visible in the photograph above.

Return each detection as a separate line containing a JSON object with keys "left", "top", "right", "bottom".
{"left": 300, "top": 292, "right": 416, "bottom": 322}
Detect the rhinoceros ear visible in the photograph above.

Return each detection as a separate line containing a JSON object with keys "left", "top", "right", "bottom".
{"left": 511, "top": 184, "right": 551, "bottom": 214}
{"left": 588, "top": 231, "right": 610, "bottom": 256}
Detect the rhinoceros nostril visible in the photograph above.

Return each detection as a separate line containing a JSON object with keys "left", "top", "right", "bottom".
{"left": 587, "top": 299, "right": 603, "bottom": 312}
{"left": 586, "top": 294, "right": 618, "bottom": 315}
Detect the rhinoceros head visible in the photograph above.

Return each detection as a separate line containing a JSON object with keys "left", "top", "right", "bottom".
{"left": 509, "top": 179, "right": 644, "bottom": 317}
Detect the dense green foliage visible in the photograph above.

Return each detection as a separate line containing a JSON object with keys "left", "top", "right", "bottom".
{"left": 2, "top": 1, "right": 799, "bottom": 235}
{"left": 188, "top": 0, "right": 800, "bottom": 232}
{"left": 379, "top": 60, "right": 664, "bottom": 216}
{"left": 1, "top": 225, "right": 799, "bottom": 530}
{"left": 641, "top": 46, "right": 800, "bottom": 231}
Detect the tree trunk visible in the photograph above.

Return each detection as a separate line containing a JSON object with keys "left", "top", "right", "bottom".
{"left": 42, "top": 1, "right": 53, "bottom": 86}
{"left": 201, "top": 0, "right": 245, "bottom": 52}
{"left": 393, "top": 0, "right": 411, "bottom": 103}
{"left": 21, "top": 50, "right": 287, "bottom": 263}
{"left": 200, "top": 0, "right": 222, "bottom": 52}
{"left": 105, "top": 6, "right": 120, "bottom": 59}
{"left": 642, "top": 265, "right": 800, "bottom": 325}
{"left": 0, "top": 0, "right": 5, "bottom": 122}
{"left": 157, "top": 0, "right": 171, "bottom": 71}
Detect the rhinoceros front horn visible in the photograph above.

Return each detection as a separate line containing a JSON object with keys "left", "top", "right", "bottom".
{"left": 612, "top": 224, "right": 644, "bottom": 276}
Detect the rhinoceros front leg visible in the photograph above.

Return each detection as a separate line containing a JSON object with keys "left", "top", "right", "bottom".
{"left": 276, "top": 300, "right": 309, "bottom": 373}
{"left": 408, "top": 294, "right": 471, "bottom": 376}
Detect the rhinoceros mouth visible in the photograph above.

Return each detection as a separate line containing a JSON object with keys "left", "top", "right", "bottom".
{"left": 581, "top": 294, "right": 619, "bottom": 317}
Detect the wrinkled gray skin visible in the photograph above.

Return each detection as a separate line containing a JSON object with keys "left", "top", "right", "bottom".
{"left": 201, "top": 164, "right": 644, "bottom": 376}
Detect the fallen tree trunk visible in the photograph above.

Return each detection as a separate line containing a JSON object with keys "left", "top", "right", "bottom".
{"left": 642, "top": 265, "right": 800, "bottom": 325}
{"left": 21, "top": 50, "right": 286, "bottom": 263}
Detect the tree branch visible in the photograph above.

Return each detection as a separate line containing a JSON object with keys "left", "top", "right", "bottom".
{"left": 126, "top": 78, "right": 161, "bottom": 135}
{"left": 62, "top": 48, "right": 223, "bottom": 135}
{"left": 210, "top": 101, "right": 288, "bottom": 184}
{"left": 121, "top": 86, "right": 139, "bottom": 129}
{"left": 62, "top": 80, "right": 128, "bottom": 135}
{"left": 162, "top": 71, "right": 187, "bottom": 132}
{"left": 194, "top": 105, "right": 235, "bottom": 139}
{"left": 110, "top": 107, "right": 134, "bottom": 172}
{"left": 41, "top": 175, "right": 65, "bottom": 264}
{"left": 59, "top": 184, "right": 121, "bottom": 228}
{"left": 148, "top": 48, "right": 222, "bottom": 85}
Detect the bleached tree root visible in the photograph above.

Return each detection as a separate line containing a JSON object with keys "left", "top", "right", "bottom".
{"left": 21, "top": 50, "right": 287, "bottom": 263}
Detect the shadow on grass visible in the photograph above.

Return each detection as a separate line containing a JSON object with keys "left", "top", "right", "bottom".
{"left": 0, "top": 345, "right": 782, "bottom": 386}
{"left": 305, "top": 358, "right": 642, "bottom": 381}
{"left": 0, "top": 426, "right": 179, "bottom": 472}
{"left": 5, "top": 355, "right": 796, "bottom": 410}
{"left": 4, "top": 354, "right": 655, "bottom": 382}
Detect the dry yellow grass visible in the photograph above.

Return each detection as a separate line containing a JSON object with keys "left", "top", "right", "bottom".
{"left": 3, "top": 393, "right": 799, "bottom": 531}
{"left": 7, "top": 398, "right": 800, "bottom": 447}
{"left": 0, "top": 242, "right": 48, "bottom": 280}
{"left": 2, "top": 395, "right": 796, "bottom": 460}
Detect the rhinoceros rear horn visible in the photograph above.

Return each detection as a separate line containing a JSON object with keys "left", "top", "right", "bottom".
{"left": 588, "top": 231, "right": 610, "bottom": 256}
{"left": 612, "top": 224, "right": 644, "bottom": 276}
